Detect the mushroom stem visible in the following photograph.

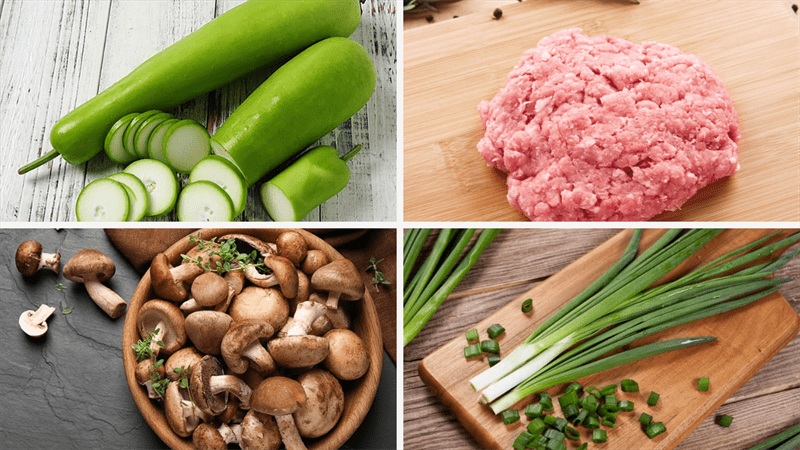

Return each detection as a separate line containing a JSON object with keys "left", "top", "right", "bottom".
{"left": 29, "top": 304, "right": 57, "bottom": 325}
{"left": 84, "top": 279, "right": 127, "bottom": 318}
{"left": 274, "top": 415, "right": 308, "bottom": 450}
{"left": 242, "top": 342, "right": 276, "bottom": 376}
{"left": 284, "top": 301, "right": 327, "bottom": 336}
{"left": 210, "top": 375, "right": 253, "bottom": 409}
{"left": 179, "top": 298, "right": 203, "bottom": 314}
{"left": 148, "top": 320, "right": 167, "bottom": 355}
{"left": 39, "top": 252, "right": 61, "bottom": 273}
{"left": 219, "top": 423, "right": 243, "bottom": 445}
{"left": 171, "top": 262, "right": 204, "bottom": 284}
{"left": 181, "top": 399, "right": 210, "bottom": 425}
{"left": 325, "top": 291, "right": 342, "bottom": 310}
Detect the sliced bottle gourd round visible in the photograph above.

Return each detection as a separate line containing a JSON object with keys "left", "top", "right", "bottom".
{"left": 103, "top": 113, "right": 139, "bottom": 165}
{"left": 123, "top": 110, "right": 162, "bottom": 159}
{"left": 106, "top": 172, "right": 149, "bottom": 222}
{"left": 164, "top": 120, "right": 211, "bottom": 173}
{"left": 188, "top": 155, "right": 248, "bottom": 217}
{"left": 133, "top": 112, "right": 175, "bottom": 159}
{"left": 176, "top": 180, "right": 235, "bottom": 222}
{"left": 147, "top": 118, "right": 180, "bottom": 165}
{"left": 75, "top": 178, "right": 130, "bottom": 222}
{"left": 123, "top": 159, "right": 179, "bottom": 217}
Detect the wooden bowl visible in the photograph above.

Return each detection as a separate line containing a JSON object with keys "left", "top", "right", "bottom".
{"left": 122, "top": 228, "right": 384, "bottom": 450}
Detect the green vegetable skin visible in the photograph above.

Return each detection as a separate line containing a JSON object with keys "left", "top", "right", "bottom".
{"left": 211, "top": 37, "right": 377, "bottom": 186}
{"left": 21, "top": 0, "right": 361, "bottom": 172}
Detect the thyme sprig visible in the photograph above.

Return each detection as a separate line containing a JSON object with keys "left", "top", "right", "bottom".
{"left": 367, "top": 257, "right": 391, "bottom": 292}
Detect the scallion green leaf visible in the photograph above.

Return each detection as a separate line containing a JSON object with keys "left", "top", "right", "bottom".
{"left": 487, "top": 323, "right": 505, "bottom": 339}
{"left": 647, "top": 391, "right": 660, "bottom": 406}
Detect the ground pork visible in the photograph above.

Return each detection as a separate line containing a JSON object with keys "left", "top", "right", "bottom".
{"left": 477, "top": 28, "right": 739, "bottom": 221}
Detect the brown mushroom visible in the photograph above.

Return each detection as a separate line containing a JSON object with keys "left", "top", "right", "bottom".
{"left": 63, "top": 249, "right": 127, "bottom": 318}
{"left": 268, "top": 335, "right": 329, "bottom": 369}
{"left": 190, "top": 356, "right": 253, "bottom": 416}
{"left": 250, "top": 377, "right": 307, "bottom": 450}
{"left": 164, "top": 381, "right": 209, "bottom": 438}
{"left": 19, "top": 304, "right": 56, "bottom": 337}
{"left": 308, "top": 292, "right": 351, "bottom": 330}
{"left": 219, "top": 234, "right": 274, "bottom": 258}
{"left": 213, "top": 268, "right": 246, "bottom": 313}
{"left": 240, "top": 410, "right": 281, "bottom": 450}
{"left": 276, "top": 231, "right": 308, "bottom": 266}
{"left": 300, "top": 250, "right": 329, "bottom": 276}
{"left": 281, "top": 301, "right": 328, "bottom": 337}
{"left": 165, "top": 347, "right": 204, "bottom": 382}
{"left": 310, "top": 259, "right": 365, "bottom": 310}
{"left": 323, "top": 329, "right": 370, "bottom": 380}
{"left": 288, "top": 270, "right": 311, "bottom": 315}
{"left": 15, "top": 240, "right": 60, "bottom": 276}
{"left": 151, "top": 245, "right": 221, "bottom": 302}
{"left": 135, "top": 359, "right": 166, "bottom": 399}
{"left": 136, "top": 300, "right": 186, "bottom": 356}
{"left": 221, "top": 320, "right": 276, "bottom": 376}
{"left": 293, "top": 369, "right": 344, "bottom": 438}
{"left": 228, "top": 287, "right": 289, "bottom": 331}
{"left": 192, "top": 422, "right": 242, "bottom": 450}
{"left": 184, "top": 311, "right": 234, "bottom": 355}
{"left": 245, "top": 254, "right": 298, "bottom": 298}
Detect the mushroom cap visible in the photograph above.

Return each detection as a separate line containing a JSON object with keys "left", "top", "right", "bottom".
{"left": 293, "top": 369, "right": 344, "bottom": 438}
{"left": 311, "top": 259, "right": 365, "bottom": 301}
{"left": 288, "top": 270, "right": 310, "bottom": 315}
{"left": 262, "top": 255, "right": 299, "bottom": 299}
{"left": 165, "top": 346, "right": 204, "bottom": 382}
{"left": 323, "top": 329, "right": 370, "bottom": 380}
{"left": 267, "top": 335, "right": 329, "bottom": 368}
{"left": 192, "top": 423, "right": 228, "bottom": 450}
{"left": 276, "top": 231, "right": 308, "bottom": 266}
{"left": 15, "top": 240, "right": 60, "bottom": 276}
{"left": 136, "top": 300, "right": 186, "bottom": 355}
{"left": 164, "top": 382, "right": 203, "bottom": 438}
{"left": 184, "top": 311, "right": 234, "bottom": 355}
{"left": 191, "top": 272, "right": 229, "bottom": 307}
{"left": 190, "top": 356, "right": 227, "bottom": 416}
{"left": 228, "top": 287, "right": 289, "bottom": 331}
{"left": 63, "top": 248, "right": 115, "bottom": 283}
{"left": 300, "top": 250, "right": 330, "bottom": 276}
{"left": 309, "top": 292, "right": 352, "bottom": 330}
{"left": 150, "top": 253, "right": 188, "bottom": 302}
{"left": 251, "top": 377, "right": 307, "bottom": 416}
{"left": 241, "top": 410, "right": 281, "bottom": 450}
{"left": 135, "top": 359, "right": 166, "bottom": 385}
{"left": 219, "top": 234, "right": 275, "bottom": 258}
{"left": 221, "top": 320, "right": 275, "bottom": 374}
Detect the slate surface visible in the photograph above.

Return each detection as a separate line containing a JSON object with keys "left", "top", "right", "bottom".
{"left": 0, "top": 228, "right": 396, "bottom": 449}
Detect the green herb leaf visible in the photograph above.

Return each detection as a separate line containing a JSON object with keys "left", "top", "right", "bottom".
{"left": 55, "top": 283, "right": 66, "bottom": 292}
{"left": 61, "top": 306, "right": 74, "bottom": 314}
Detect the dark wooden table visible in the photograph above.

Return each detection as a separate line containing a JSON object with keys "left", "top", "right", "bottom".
{"left": 403, "top": 229, "right": 800, "bottom": 449}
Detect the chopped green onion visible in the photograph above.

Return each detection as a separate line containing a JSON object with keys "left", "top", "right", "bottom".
{"left": 592, "top": 429, "right": 607, "bottom": 443}
{"left": 546, "top": 438, "right": 565, "bottom": 450}
{"left": 585, "top": 386, "right": 601, "bottom": 397}
{"left": 561, "top": 404, "right": 579, "bottom": 420}
{"left": 527, "top": 417, "right": 547, "bottom": 435}
{"left": 647, "top": 391, "right": 660, "bottom": 406}
{"left": 464, "top": 344, "right": 481, "bottom": 359}
{"left": 619, "top": 400, "right": 635, "bottom": 412}
{"left": 621, "top": 379, "right": 639, "bottom": 392}
{"left": 573, "top": 409, "right": 589, "bottom": 427}
{"left": 584, "top": 414, "right": 600, "bottom": 429}
{"left": 564, "top": 426, "right": 580, "bottom": 440}
{"left": 481, "top": 340, "right": 500, "bottom": 354}
{"left": 487, "top": 354, "right": 501, "bottom": 367}
{"left": 581, "top": 394, "right": 600, "bottom": 413}
{"left": 719, "top": 415, "right": 733, "bottom": 427}
{"left": 522, "top": 298, "right": 533, "bottom": 313}
{"left": 553, "top": 417, "right": 568, "bottom": 432}
{"left": 638, "top": 413, "right": 653, "bottom": 425}
{"left": 544, "top": 429, "right": 564, "bottom": 441}
{"left": 601, "top": 416, "right": 617, "bottom": 428}
{"left": 513, "top": 431, "right": 534, "bottom": 450}
{"left": 599, "top": 384, "right": 618, "bottom": 396}
{"left": 539, "top": 393, "right": 554, "bottom": 411}
{"left": 698, "top": 377, "right": 710, "bottom": 391}
{"left": 558, "top": 390, "right": 579, "bottom": 408}
{"left": 564, "top": 382, "right": 583, "bottom": 396}
{"left": 466, "top": 329, "right": 479, "bottom": 342}
{"left": 543, "top": 414, "right": 557, "bottom": 426}
{"left": 525, "top": 403, "right": 545, "bottom": 419}
{"left": 502, "top": 409, "right": 520, "bottom": 425}
{"left": 645, "top": 421, "right": 667, "bottom": 438}
{"left": 604, "top": 395, "right": 618, "bottom": 411}
{"left": 487, "top": 323, "right": 505, "bottom": 339}
{"left": 576, "top": 444, "right": 588, "bottom": 450}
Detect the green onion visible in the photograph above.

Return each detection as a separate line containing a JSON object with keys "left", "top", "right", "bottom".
{"left": 592, "top": 429, "right": 607, "bottom": 443}
{"left": 539, "top": 393, "right": 554, "bottom": 411}
{"left": 619, "top": 400, "right": 635, "bottom": 412}
{"left": 481, "top": 340, "right": 500, "bottom": 354}
{"left": 599, "top": 384, "right": 618, "bottom": 396}
{"left": 403, "top": 228, "right": 431, "bottom": 285}
{"left": 487, "top": 354, "right": 501, "bottom": 367}
{"left": 576, "top": 444, "right": 588, "bottom": 450}
{"left": 584, "top": 414, "right": 600, "bottom": 429}
{"left": 465, "top": 329, "right": 479, "bottom": 342}
{"left": 558, "top": 390, "right": 579, "bottom": 408}
{"left": 544, "top": 429, "right": 564, "bottom": 441}
{"left": 502, "top": 409, "right": 520, "bottom": 425}
{"left": 638, "top": 413, "right": 653, "bottom": 425}
{"left": 581, "top": 394, "right": 600, "bottom": 413}
{"left": 564, "top": 382, "right": 583, "bottom": 395}
{"left": 645, "top": 422, "right": 667, "bottom": 438}
{"left": 745, "top": 423, "right": 800, "bottom": 450}
{"left": 543, "top": 415, "right": 557, "bottom": 426}
{"left": 601, "top": 416, "right": 617, "bottom": 428}
{"left": 527, "top": 417, "right": 547, "bottom": 435}
{"left": 573, "top": 409, "right": 589, "bottom": 426}
{"left": 621, "top": 379, "right": 639, "bottom": 392}
{"left": 487, "top": 323, "right": 505, "bottom": 339}
{"left": 522, "top": 298, "right": 533, "bottom": 313}
{"left": 698, "top": 377, "right": 710, "bottom": 391}
{"left": 564, "top": 426, "right": 579, "bottom": 440}
{"left": 585, "top": 386, "right": 601, "bottom": 397}
{"left": 525, "top": 403, "right": 544, "bottom": 419}
{"left": 604, "top": 395, "right": 618, "bottom": 411}
{"left": 553, "top": 417, "right": 568, "bottom": 432}
{"left": 561, "top": 404, "right": 579, "bottom": 420}
{"left": 719, "top": 415, "right": 733, "bottom": 427}
{"left": 512, "top": 431, "right": 534, "bottom": 450}
{"left": 647, "top": 391, "right": 660, "bottom": 406}
{"left": 464, "top": 344, "right": 481, "bottom": 359}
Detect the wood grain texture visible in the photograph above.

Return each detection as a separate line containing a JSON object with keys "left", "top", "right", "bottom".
{"left": 403, "top": 0, "right": 800, "bottom": 222}
{"left": 1, "top": 0, "right": 396, "bottom": 222}
{"left": 404, "top": 229, "right": 800, "bottom": 450}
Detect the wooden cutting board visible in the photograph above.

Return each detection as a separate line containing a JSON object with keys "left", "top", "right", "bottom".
{"left": 418, "top": 229, "right": 800, "bottom": 450}
{"left": 403, "top": 1, "right": 800, "bottom": 221}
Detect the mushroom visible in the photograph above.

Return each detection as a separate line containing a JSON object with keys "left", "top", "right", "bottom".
{"left": 164, "top": 381, "right": 209, "bottom": 438}
{"left": 228, "top": 287, "right": 289, "bottom": 332}
{"left": 15, "top": 240, "right": 60, "bottom": 276}
{"left": 250, "top": 376, "right": 308, "bottom": 450}
{"left": 184, "top": 311, "right": 234, "bottom": 355}
{"left": 245, "top": 254, "right": 299, "bottom": 298}
{"left": 136, "top": 300, "right": 186, "bottom": 356}
{"left": 288, "top": 270, "right": 311, "bottom": 315}
{"left": 190, "top": 355, "right": 253, "bottom": 416}
{"left": 240, "top": 410, "right": 281, "bottom": 450}
{"left": 214, "top": 268, "right": 246, "bottom": 313}
{"left": 300, "top": 250, "right": 329, "bottom": 276}
{"left": 135, "top": 359, "right": 166, "bottom": 399}
{"left": 268, "top": 335, "right": 329, "bottom": 369}
{"left": 293, "top": 369, "right": 344, "bottom": 438}
{"left": 308, "top": 292, "right": 351, "bottom": 330}
{"left": 151, "top": 245, "right": 221, "bottom": 302}
{"left": 219, "top": 234, "right": 274, "bottom": 258}
{"left": 192, "top": 422, "right": 242, "bottom": 450}
{"left": 276, "top": 231, "right": 308, "bottom": 266}
{"left": 221, "top": 320, "right": 276, "bottom": 375}
{"left": 180, "top": 271, "right": 229, "bottom": 313}
{"left": 323, "top": 329, "right": 370, "bottom": 380}
{"left": 19, "top": 304, "right": 56, "bottom": 337}
{"left": 63, "top": 249, "right": 127, "bottom": 318}
{"left": 310, "top": 259, "right": 365, "bottom": 310}
{"left": 281, "top": 301, "right": 328, "bottom": 337}
{"left": 165, "top": 346, "right": 204, "bottom": 381}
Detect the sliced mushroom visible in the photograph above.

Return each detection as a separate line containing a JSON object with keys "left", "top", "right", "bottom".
{"left": 192, "top": 422, "right": 242, "bottom": 450}
{"left": 190, "top": 356, "right": 253, "bottom": 416}
{"left": 228, "top": 287, "right": 289, "bottom": 332}
{"left": 251, "top": 377, "right": 308, "bottom": 450}
{"left": 268, "top": 335, "right": 329, "bottom": 369}
{"left": 241, "top": 410, "right": 281, "bottom": 450}
{"left": 300, "top": 250, "right": 329, "bottom": 276}
{"left": 323, "top": 329, "right": 370, "bottom": 380}
{"left": 245, "top": 254, "right": 298, "bottom": 298}
{"left": 310, "top": 259, "right": 365, "bottom": 310}
{"left": 221, "top": 320, "right": 276, "bottom": 376}
{"left": 164, "top": 381, "right": 209, "bottom": 438}
{"left": 276, "top": 231, "right": 308, "bottom": 266}
{"left": 19, "top": 304, "right": 56, "bottom": 337}
{"left": 15, "top": 240, "right": 60, "bottom": 276}
{"left": 294, "top": 369, "right": 344, "bottom": 438}
{"left": 184, "top": 311, "right": 234, "bottom": 356}
{"left": 136, "top": 300, "right": 186, "bottom": 357}
{"left": 63, "top": 249, "right": 127, "bottom": 318}
{"left": 135, "top": 359, "right": 166, "bottom": 399}
{"left": 165, "top": 347, "right": 204, "bottom": 382}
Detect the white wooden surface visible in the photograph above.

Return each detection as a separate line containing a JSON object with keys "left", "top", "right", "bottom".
{"left": 0, "top": 0, "right": 397, "bottom": 222}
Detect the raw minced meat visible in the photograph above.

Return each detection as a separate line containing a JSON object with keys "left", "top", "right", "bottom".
{"left": 477, "top": 28, "right": 740, "bottom": 221}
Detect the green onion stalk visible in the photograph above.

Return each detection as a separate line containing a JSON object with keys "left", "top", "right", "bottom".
{"left": 469, "top": 229, "right": 800, "bottom": 414}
